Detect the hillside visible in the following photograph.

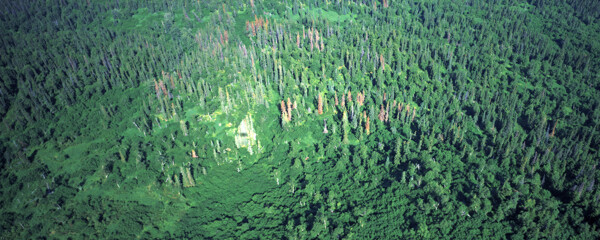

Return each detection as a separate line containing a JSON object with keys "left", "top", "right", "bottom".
{"left": 1, "top": 0, "right": 599, "bottom": 238}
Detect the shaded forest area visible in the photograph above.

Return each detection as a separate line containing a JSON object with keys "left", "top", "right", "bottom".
{"left": 1, "top": 0, "right": 599, "bottom": 238}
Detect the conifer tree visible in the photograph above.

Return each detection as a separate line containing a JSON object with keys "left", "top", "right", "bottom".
{"left": 343, "top": 110, "right": 349, "bottom": 144}
{"left": 318, "top": 94, "right": 323, "bottom": 115}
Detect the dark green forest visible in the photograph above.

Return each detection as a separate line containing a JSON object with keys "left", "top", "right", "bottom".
{"left": 1, "top": 0, "right": 599, "bottom": 238}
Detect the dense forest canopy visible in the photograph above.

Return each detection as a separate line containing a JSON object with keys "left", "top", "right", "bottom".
{"left": 1, "top": 0, "right": 599, "bottom": 238}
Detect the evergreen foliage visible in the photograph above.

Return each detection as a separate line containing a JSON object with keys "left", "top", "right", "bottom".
{"left": 1, "top": 0, "right": 599, "bottom": 238}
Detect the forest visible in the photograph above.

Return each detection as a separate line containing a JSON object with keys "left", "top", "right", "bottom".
{"left": 0, "top": 0, "right": 599, "bottom": 238}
